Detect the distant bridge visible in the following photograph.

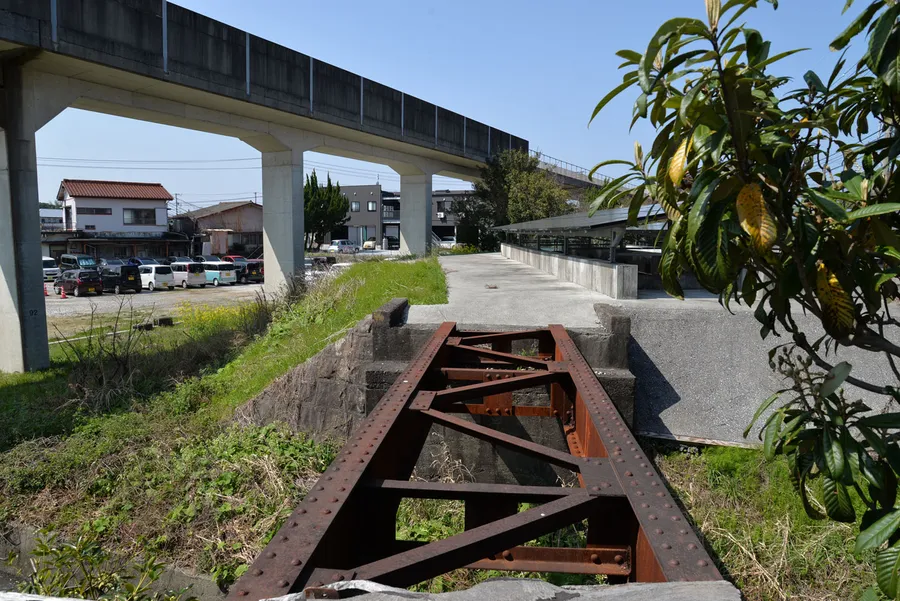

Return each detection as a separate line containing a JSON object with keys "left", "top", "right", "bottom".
{"left": 531, "top": 151, "right": 608, "bottom": 190}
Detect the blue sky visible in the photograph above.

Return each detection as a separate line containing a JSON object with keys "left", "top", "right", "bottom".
{"left": 36, "top": 0, "right": 865, "bottom": 212}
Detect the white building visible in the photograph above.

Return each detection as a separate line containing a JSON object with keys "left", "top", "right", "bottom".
{"left": 58, "top": 179, "right": 171, "bottom": 234}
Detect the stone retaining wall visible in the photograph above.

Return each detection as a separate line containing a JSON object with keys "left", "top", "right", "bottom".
{"left": 500, "top": 243, "right": 638, "bottom": 299}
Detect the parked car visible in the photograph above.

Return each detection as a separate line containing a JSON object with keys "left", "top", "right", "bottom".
{"left": 99, "top": 265, "right": 142, "bottom": 294}
{"left": 129, "top": 257, "right": 159, "bottom": 266}
{"left": 202, "top": 262, "right": 237, "bottom": 287}
{"left": 385, "top": 236, "right": 400, "bottom": 250}
{"left": 98, "top": 258, "right": 128, "bottom": 272}
{"left": 221, "top": 255, "right": 263, "bottom": 284}
{"left": 170, "top": 262, "right": 206, "bottom": 289}
{"left": 328, "top": 239, "right": 359, "bottom": 254}
{"left": 59, "top": 253, "right": 97, "bottom": 271}
{"left": 168, "top": 256, "right": 192, "bottom": 265}
{"left": 138, "top": 264, "right": 175, "bottom": 291}
{"left": 439, "top": 236, "right": 458, "bottom": 249}
{"left": 248, "top": 259, "right": 264, "bottom": 278}
{"left": 194, "top": 255, "right": 221, "bottom": 263}
{"left": 42, "top": 256, "right": 60, "bottom": 282}
{"left": 53, "top": 269, "right": 102, "bottom": 297}
{"left": 363, "top": 237, "right": 377, "bottom": 250}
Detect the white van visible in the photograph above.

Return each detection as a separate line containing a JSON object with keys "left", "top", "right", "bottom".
{"left": 139, "top": 264, "right": 175, "bottom": 291}
{"left": 42, "top": 256, "right": 60, "bottom": 282}
{"left": 170, "top": 262, "right": 206, "bottom": 289}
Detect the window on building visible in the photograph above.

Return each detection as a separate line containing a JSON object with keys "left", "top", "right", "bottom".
{"left": 367, "top": 201, "right": 377, "bottom": 212}
{"left": 351, "top": 201, "right": 360, "bottom": 212}
{"left": 123, "top": 208, "right": 156, "bottom": 225}
{"left": 84, "top": 225, "right": 96, "bottom": 231}
{"left": 76, "top": 207, "right": 112, "bottom": 215}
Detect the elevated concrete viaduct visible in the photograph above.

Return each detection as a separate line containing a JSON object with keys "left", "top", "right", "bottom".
{"left": 0, "top": 0, "right": 528, "bottom": 372}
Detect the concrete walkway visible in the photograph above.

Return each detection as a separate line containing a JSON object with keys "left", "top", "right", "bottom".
{"left": 407, "top": 253, "right": 608, "bottom": 327}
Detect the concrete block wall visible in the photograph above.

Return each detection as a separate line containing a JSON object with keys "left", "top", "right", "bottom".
{"left": 501, "top": 243, "right": 638, "bottom": 299}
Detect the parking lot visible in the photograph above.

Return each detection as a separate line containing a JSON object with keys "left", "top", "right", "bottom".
{"left": 44, "top": 282, "right": 265, "bottom": 318}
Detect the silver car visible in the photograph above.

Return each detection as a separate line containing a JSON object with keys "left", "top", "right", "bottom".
{"left": 42, "top": 257, "right": 60, "bottom": 282}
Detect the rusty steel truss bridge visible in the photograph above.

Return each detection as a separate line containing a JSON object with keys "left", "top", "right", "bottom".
{"left": 227, "top": 323, "right": 721, "bottom": 600}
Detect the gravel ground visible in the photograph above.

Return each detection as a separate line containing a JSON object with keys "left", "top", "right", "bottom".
{"left": 44, "top": 283, "right": 264, "bottom": 318}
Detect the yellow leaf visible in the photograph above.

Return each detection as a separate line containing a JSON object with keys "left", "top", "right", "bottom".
{"left": 816, "top": 262, "right": 855, "bottom": 338}
{"left": 661, "top": 196, "right": 681, "bottom": 220}
{"left": 668, "top": 136, "right": 692, "bottom": 188}
{"left": 736, "top": 183, "right": 777, "bottom": 252}
{"left": 705, "top": 0, "right": 721, "bottom": 30}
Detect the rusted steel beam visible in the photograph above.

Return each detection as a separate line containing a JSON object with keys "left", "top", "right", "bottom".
{"left": 450, "top": 344, "right": 551, "bottom": 369}
{"left": 547, "top": 324, "right": 721, "bottom": 582}
{"left": 365, "top": 479, "right": 620, "bottom": 501}
{"left": 352, "top": 494, "right": 599, "bottom": 587}
{"left": 454, "top": 329, "right": 554, "bottom": 345}
{"left": 438, "top": 367, "right": 528, "bottom": 380}
{"left": 422, "top": 408, "right": 588, "bottom": 471}
{"left": 441, "top": 404, "right": 554, "bottom": 417}
{"left": 230, "top": 322, "right": 721, "bottom": 601}
{"left": 431, "top": 371, "right": 561, "bottom": 405}
{"left": 465, "top": 545, "right": 631, "bottom": 576}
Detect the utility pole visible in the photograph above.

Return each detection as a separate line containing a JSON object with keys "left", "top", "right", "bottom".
{"left": 254, "top": 191, "right": 258, "bottom": 204}
{"left": 174, "top": 193, "right": 179, "bottom": 216}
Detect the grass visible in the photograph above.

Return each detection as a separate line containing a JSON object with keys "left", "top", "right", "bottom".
{"left": 0, "top": 257, "right": 447, "bottom": 587}
{"left": 655, "top": 445, "right": 873, "bottom": 601}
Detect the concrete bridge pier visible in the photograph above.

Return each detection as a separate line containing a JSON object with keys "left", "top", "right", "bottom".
{"left": 398, "top": 172, "right": 434, "bottom": 255}
{"left": 260, "top": 147, "right": 307, "bottom": 297}
{"left": 0, "top": 61, "right": 70, "bottom": 372}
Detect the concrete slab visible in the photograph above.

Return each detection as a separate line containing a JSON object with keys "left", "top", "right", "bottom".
{"left": 407, "top": 253, "right": 607, "bottom": 327}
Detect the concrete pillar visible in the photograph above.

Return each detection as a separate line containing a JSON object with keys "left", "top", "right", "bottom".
{"left": 399, "top": 173, "right": 433, "bottom": 255}
{"left": 0, "top": 62, "right": 70, "bottom": 372}
{"left": 262, "top": 148, "right": 305, "bottom": 296}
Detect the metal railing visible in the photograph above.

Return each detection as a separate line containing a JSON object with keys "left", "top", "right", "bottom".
{"left": 382, "top": 208, "right": 400, "bottom": 220}
{"left": 530, "top": 150, "right": 611, "bottom": 186}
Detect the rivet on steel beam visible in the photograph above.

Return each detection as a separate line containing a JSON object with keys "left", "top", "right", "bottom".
{"left": 671, "top": 516, "right": 682, "bottom": 521}
{"left": 291, "top": 559, "right": 302, "bottom": 566}
{"left": 266, "top": 551, "right": 276, "bottom": 558}
{"left": 237, "top": 591, "right": 248, "bottom": 597}
{"left": 590, "top": 553, "right": 599, "bottom": 564}
{"left": 502, "top": 550, "right": 513, "bottom": 560}
{"left": 299, "top": 509, "right": 306, "bottom": 514}
{"left": 330, "top": 498, "right": 339, "bottom": 503}
{"left": 668, "top": 559, "right": 680, "bottom": 567}
{"left": 252, "top": 569, "right": 263, "bottom": 576}
{"left": 649, "top": 515, "right": 657, "bottom": 520}
{"left": 278, "top": 580, "right": 289, "bottom": 587}
{"left": 614, "top": 554, "right": 625, "bottom": 564}
{"left": 654, "top": 529, "right": 664, "bottom": 535}
{"left": 308, "top": 497, "right": 317, "bottom": 502}
{"left": 697, "top": 559, "right": 709, "bottom": 567}
{"left": 679, "top": 529, "right": 689, "bottom": 535}
{"left": 662, "top": 543, "right": 672, "bottom": 550}
{"left": 687, "top": 543, "right": 698, "bottom": 550}
{"left": 281, "top": 536, "right": 289, "bottom": 542}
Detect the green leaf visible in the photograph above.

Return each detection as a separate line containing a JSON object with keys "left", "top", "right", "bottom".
{"left": 831, "top": 1, "right": 885, "bottom": 51}
{"left": 806, "top": 190, "right": 849, "bottom": 222}
{"left": 822, "top": 428, "right": 845, "bottom": 480}
{"left": 752, "top": 48, "right": 810, "bottom": 71}
{"left": 875, "top": 28, "right": 900, "bottom": 94}
{"left": 868, "top": 5, "right": 900, "bottom": 74}
{"left": 649, "top": 49, "right": 709, "bottom": 90}
{"left": 821, "top": 361, "right": 852, "bottom": 398}
{"left": 744, "top": 392, "right": 780, "bottom": 438}
{"left": 804, "top": 70, "right": 827, "bottom": 93}
{"left": 639, "top": 18, "right": 709, "bottom": 93}
{"left": 589, "top": 77, "right": 638, "bottom": 125}
{"left": 822, "top": 474, "right": 856, "bottom": 522}
{"left": 763, "top": 411, "right": 783, "bottom": 459}
{"left": 616, "top": 49, "right": 643, "bottom": 64}
{"left": 679, "top": 78, "right": 707, "bottom": 125}
{"left": 847, "top": 203, "right": 900, "bottom": 221}
{"left": 860, "top": 586, "right": 881, "bottom": 601}
{"left": 877, "top": 544, "right": 900, "bottom": 598}
{"left": 858, "top": 413, "right": 900, "bottom": 429}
